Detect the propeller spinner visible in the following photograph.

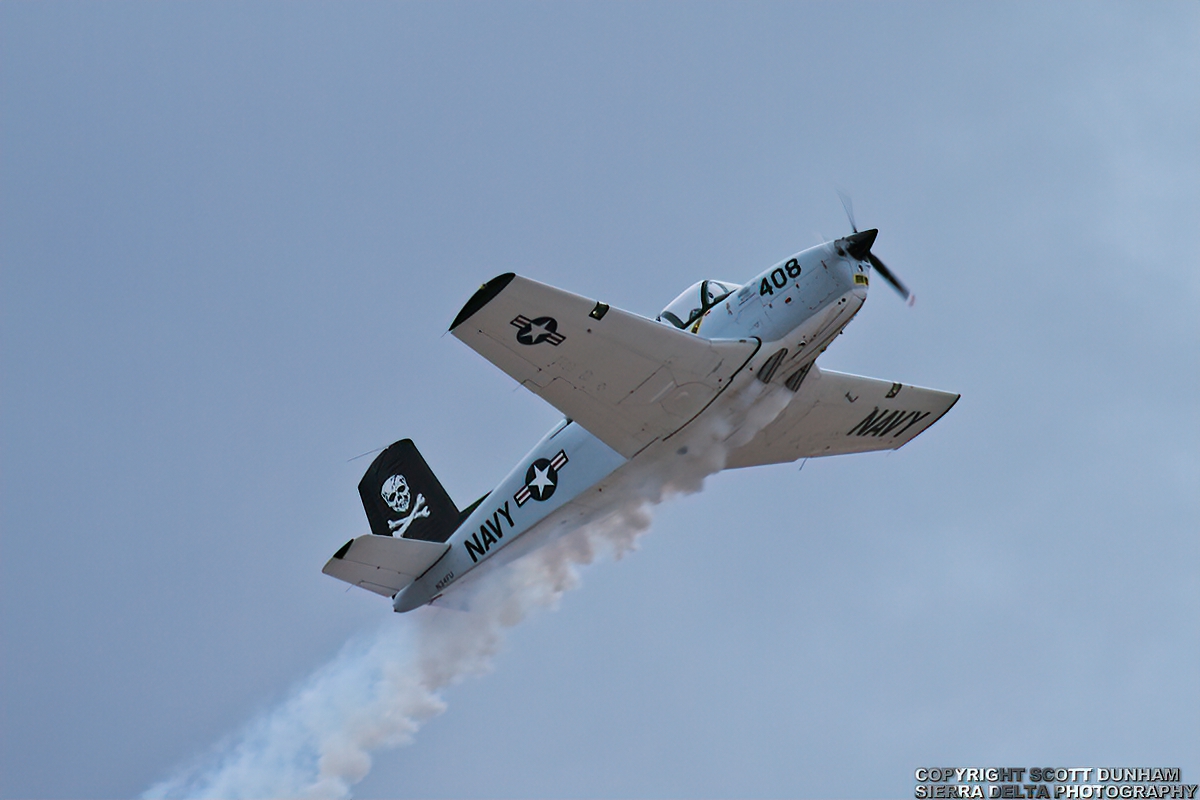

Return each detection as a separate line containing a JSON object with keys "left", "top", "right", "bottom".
{"left": 836, "top": 194, "right": 914, "bottom": 306}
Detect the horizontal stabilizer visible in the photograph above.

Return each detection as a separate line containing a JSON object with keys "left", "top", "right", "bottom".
{"left": 322, "top": 535, "right": 449, "bottom": 597}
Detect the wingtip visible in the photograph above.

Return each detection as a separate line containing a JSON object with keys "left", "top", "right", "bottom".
{"left": 449, "top": 273, "right": 516, "bottom": 331}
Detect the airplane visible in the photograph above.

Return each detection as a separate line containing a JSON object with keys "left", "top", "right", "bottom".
{"left": 323, "top": 220, "right": 959, "bottom": 612}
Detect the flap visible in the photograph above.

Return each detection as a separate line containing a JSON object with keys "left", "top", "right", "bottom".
{"left": 726, "top": 365, "right": 959, "bottom": 468}
{"left": 450, "top": 274, "right": 760, "bottom": 458}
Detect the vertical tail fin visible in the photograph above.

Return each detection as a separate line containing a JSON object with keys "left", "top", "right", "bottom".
{"left": 359, "top": 439, "right": 460, "bottom": 543}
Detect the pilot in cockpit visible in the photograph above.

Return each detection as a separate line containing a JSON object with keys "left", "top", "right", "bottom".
{"left": 656, "top": 279, "right": 739, "bottom": 333}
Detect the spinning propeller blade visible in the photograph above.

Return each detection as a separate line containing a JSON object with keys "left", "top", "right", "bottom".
{"left": 838, "top": 190, "right": 858, "bottom": 233}
{"left": 868, "top": 252, "right": 914, "bottom": 305}
{"left": 837, "top": 194, "right": 914, "bottom": 306}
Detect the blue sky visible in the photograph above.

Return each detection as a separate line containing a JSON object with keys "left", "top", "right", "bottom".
{"left": 2, "top": 3, "right": 1197, "bottom": 797}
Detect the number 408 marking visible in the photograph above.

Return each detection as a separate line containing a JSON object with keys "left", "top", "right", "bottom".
{"left": 759, "top": 258, "right": 801, "bottom": 296}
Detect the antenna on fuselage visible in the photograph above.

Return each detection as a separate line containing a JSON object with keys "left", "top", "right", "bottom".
{"left": 348, "top": 446, "right": 386, "bottom": 463}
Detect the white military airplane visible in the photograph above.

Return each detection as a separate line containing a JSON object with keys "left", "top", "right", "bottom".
{"left": 324, "top": 222, "right": 959, "bottom": 612}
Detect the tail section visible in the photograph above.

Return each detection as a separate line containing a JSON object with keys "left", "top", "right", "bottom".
{"left": 358, "top": 439, "right": 460, "bottom": 543}
{"left": 322, "top": 535, "right": 449, "bottom": 598}
{"left": 323, "top": 439, "right": 461, "bottom": 599}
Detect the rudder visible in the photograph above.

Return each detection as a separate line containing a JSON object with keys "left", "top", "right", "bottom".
{"left": 359, "top": 439, "right": 460, "bottom": 543}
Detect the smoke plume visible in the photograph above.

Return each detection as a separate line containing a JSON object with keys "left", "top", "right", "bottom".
{"left": 144, "top": 381, "right": 791, "bottom": 798}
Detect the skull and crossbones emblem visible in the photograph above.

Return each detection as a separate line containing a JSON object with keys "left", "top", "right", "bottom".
{"left": 381, "top": 474, "right": 430, "bottom": 536}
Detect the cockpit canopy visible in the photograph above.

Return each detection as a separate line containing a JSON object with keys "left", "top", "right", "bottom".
{"left": 656, "top": 279, "right": 740, "bottom": 331}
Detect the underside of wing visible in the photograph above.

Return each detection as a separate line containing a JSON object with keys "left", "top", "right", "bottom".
{"left": 726, "top": 365, "right": 959, "bottom": 468}
{"left": 450, "top": 274, "right": 760, "bottom": 458}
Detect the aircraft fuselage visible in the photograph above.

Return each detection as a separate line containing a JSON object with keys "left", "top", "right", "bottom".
{"left": 392, "top": 235, "right": 872, "bottom": 611}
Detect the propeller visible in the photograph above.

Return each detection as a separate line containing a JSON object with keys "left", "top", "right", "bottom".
{"left": 836, "top": 192, "right": 914, "bottom": 306}
{"left": 838, "top": 190, "right": 858, "bottom": 233}
{"left": 867, "top": 250, "right": 914, "bottom": 306}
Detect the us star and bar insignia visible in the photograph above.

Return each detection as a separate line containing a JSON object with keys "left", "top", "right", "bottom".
{"left": 514, "top": 450, "right": 569, "bottom": 506}
{"left": 511, "top": 315, "right": 566, "bottom": 346}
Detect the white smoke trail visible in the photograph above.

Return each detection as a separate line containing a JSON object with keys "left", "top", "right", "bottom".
{"left": 144, "top": 380, "right": 792, "bottom": 799}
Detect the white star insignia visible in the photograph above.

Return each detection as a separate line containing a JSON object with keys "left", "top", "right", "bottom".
{"left": 526, "top": 320, "right": 551, "bottom": 341}
{"left": 529, "top": 465, "right": 555, "bottom": 496}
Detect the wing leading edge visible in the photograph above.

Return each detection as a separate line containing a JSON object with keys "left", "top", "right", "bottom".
{"left": 450, "top": 274, "right": 760, "bottom": 458}
{"left": 726, "top": 365, "right": 959, "bottom": 468}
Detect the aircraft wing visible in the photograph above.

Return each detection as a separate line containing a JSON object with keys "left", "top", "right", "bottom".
{"left": 450, "top": 273, "right": 761, "bottom": 458}
{"left": 726, "top": 365, "right": 959, "bottom": 468}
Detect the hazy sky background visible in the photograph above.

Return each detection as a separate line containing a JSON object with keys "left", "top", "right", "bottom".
{"left": 2, "top": 2, "right": 1197, "bottom": 797}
